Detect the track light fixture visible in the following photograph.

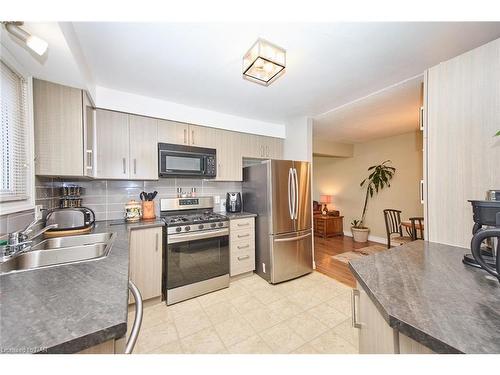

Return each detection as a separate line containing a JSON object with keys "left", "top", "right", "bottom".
{"left": 2, "top": 21, "right": 48, "bottom": 56}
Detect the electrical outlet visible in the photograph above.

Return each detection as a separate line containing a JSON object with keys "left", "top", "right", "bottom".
{"left": 34, "top": 205, "right": 44, "bottom": 220}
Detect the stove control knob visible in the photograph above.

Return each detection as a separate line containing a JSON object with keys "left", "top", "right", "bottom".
{"left": 198, "top": 224, "right": 204, "bottom": 230}
{"left": 218, "top": 222, "right": 224, "bottom": 227}
{"left": 210, "top": 223, "right": 216, "bottom": 228}
{"left": 185, "top": 226, "right": 191, "bottom": 232}
{"left": 175, "top": 227, "right": 182, "bottom": 233}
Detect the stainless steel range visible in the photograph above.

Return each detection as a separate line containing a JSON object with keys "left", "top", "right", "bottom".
{"left": 161, "top": 196, "right": 229, "bottom": 305}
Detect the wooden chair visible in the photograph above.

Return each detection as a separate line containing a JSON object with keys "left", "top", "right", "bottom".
{"left": 409, "top": 217, "right": 424, "bottom": 240}
{"left": 383, "top": 209, "right": 412, "bottom": 248}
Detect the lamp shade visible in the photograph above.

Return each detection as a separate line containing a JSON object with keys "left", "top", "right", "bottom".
{"left": 320, "top": 195, "right": 332, "bottom": 204}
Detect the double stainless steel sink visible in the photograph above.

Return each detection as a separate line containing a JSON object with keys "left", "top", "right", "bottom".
{"left": 0, "top": 232, "right": 115, "bottom": 275}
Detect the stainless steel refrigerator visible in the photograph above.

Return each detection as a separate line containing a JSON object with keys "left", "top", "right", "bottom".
{"left": 242, "top": 160, "right": 313, "bottom": 284}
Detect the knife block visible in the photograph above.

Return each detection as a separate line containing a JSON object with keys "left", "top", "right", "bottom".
{"left": 142, "top": 201, "right": 156, "bottom": 220}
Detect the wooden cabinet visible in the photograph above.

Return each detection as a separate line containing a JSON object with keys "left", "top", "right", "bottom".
{"left": 129, "top": 115, "right": 158, "bottom": 180}
{"left": 95, "top": 109, "right": 130, "bottom": 179}
{"left": 157, "top": 119, "right": 189, "bottom": 145}
{"left": 313, "top": 215, "right": 344, "bottom": 238}
{"left": 354, "top": 282, "right": 435, "bottom": 354}
{"left": 96, "top": 110, "right": 158, "bottom": 180}
{"left": 129, "top": 227, "right": 163, "bottom": 303}
{"left": 83, "top": 92, "right": 96, "bottom": 178}
{"left": 216, "top": 130, "right": 242, "bottom": 181}
{"left": 33, "top": 79, "right": 85, "bottom": 176}
{"left": 229, "top": 217, "right": 256, "bottom": 276}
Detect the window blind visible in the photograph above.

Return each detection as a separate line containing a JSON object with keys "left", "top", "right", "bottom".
{"left": 0, "top": 60, "right": 28, "bottom": 202}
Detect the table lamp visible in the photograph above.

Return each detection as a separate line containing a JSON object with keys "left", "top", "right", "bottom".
{"left": 320, "top": 195, "right": 332, "bottom": 215}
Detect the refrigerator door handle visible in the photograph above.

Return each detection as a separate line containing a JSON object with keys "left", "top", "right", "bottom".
{"left": 288, "top": 168, "right": 294, "bottom": 219}
{"left": 293, "top": 168, "right": 299, "bottom": 219}
{"left": 274, "top": 232, "right": 312, "bottom": 243}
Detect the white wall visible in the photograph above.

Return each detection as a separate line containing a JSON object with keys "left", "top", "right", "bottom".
{"left": 283, "top": 116, "right": 313, "bottom": 161}
{"left": 95, "top": 86, "right": 285, "bottom": 138}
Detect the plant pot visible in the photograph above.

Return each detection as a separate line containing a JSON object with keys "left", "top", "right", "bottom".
{"left": 351, "top": 227, "right": 370, "bottom": 243}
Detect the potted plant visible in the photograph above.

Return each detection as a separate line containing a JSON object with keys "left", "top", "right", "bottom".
{"left": 351, "top": 160, "right": 396, "bottom": 243}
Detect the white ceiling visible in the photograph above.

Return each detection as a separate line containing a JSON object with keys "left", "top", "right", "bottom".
{"left": 313, "top": 76, "right": 423, "bottom": 143}
{"left": 70, "top": 22, "right": 500, "bottom": 125}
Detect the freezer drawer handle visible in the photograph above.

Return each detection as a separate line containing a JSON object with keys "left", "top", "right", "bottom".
{"left": 274, "top": 232, "right": 311, "bottom": 242}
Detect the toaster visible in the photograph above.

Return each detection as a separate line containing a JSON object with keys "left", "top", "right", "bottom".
{"left": 226, "top": 192, "right": 242, "bottom": 213}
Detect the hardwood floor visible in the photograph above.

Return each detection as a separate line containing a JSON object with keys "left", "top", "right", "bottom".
{"left": 314, "top": 235, "right": 380, "bottom": 287}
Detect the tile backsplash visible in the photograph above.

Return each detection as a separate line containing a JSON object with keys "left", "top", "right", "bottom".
{"left": 0, "top": 209, "right": 35, "bottom": 237}
{"left": 35, "top": 177, "right": 242, "bottom": 221}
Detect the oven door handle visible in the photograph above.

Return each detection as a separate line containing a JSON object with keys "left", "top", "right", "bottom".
{"left": 168, "top": 228, "right": 229, "bottom": 244}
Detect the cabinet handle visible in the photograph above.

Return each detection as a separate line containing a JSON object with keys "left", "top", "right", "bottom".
{"left": 237, "top": 244, "right": 250, "bottom": 250}
{"left": 191, "top": 129, "right": 195, "bottom": 145}
{"left": 352, "top": 289, "right": 361, "bottom": 328}
{"left": 237, "top": 254, "right": 250, "bottom": 260}
{"left": 133, "top": 158, "right": 137, "bottom": 174}
{"left": 266, "top": 145, "right": 269, "bottom": 157}
{"left": 419, "top": 106, "right": 424, "bottom": 131}
{"left": 237, "top": 233, "right": 250, "bottom": 238}
{"left": 86, "top": 150, "right": 93, "bottom": 170}
{"left": 237, "top": 222, "right": 250, "bottom": 227}
{"left": 183, "top": 129, "right": 187, "bottom": 144}
{"left": 155, "top": 232, "right": 159, "bottom": 252}
{"left": 122, "top": 158, "right": 126, "bottom": 174}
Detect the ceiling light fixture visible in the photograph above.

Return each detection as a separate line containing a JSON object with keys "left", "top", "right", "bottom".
{"left": 2, "top": 21, "right": 48, "bottom": 56}
{"left": 243, "top": 38, "right": 285, "bottom": 86}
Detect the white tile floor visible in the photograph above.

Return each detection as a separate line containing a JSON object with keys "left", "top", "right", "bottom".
{"left": 128, "top": 271, "right": 358, "bottom": 354}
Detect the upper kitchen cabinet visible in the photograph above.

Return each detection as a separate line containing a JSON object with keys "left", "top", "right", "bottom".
{"left": 82, "top": 92, "right": 96, "bottom": 178}
{"left": 129, "top": 115, "right": 158, "bottom": 180}
{"left": 240, "top": 133, "right": 284, "bottom": 160}
{"left": 33, "top": 79, "right": 86, "bottom": 177}
{"left": 157, "top": 119, "right": 189, "bottom": 145}
{"left": 188, "top": 124, "right": 218, "bottom": 148}
{"left": 95, "top": 109, "right": 158, "bottom": 180}
{"left": 216, "top": 130, "right": 242, "bottom": 181}
{"left": 95, "top": 109, "right": 130, "bottom": 179}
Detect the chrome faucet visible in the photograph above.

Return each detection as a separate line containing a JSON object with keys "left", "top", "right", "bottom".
{"left": 0, "top": 217, "right": 58, "bottom": 260}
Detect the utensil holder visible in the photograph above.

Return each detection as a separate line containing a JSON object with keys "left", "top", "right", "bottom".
{"left": 142, "top": 201, "right": 156, "bottom": 220}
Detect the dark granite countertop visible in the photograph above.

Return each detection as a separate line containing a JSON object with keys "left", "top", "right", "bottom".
{"left": 0, "top": 219, "right": 164, "bottom": 354}
{"left": 220, "top": 212, "right": 257, "bottom": 219}
{"left": 349, "top": 240, "right": 500, "bottom": 354}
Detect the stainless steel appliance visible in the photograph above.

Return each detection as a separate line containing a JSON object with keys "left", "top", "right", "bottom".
{"left": 158, "top": 143, "right": 216, "bottom": 178}
{"left": 160, "top": 197, "right": 229, "bottom": 305}
{"left": 242, "top": 160, "right": 313, "bottom": 284}
{"left": 226, "top": 192, "right": 242, "bottom": 213}
{"left": 44, "top": 207, "right": 95, "bottom": 232}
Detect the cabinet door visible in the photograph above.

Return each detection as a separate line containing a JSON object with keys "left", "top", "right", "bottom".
{"left": 129, "top": 115, "right": 158, "bottom": 180}
{"left": 82, "top": 92, "right": 95, "bottom": 178}
{"left": 356, "top": 282, "right": 398, "bottom": 353}
{"left": 95, "top": 109, "right": 130, "bottom": 179}
{"left": 216, "top": 130, "right": 242, "bottom": 181}
{"left": 129, "top": 227, "right": 163, "bottom": 302}
{"left": 270, "top": 137, "right": 284, "bottom": 159}
{"left": 189, "top": 124, "right": 218, "bottom": 148}
{"left": 157, "top": 119, "right": 189, "bottom": 145}
{"left": 33, "top": 79, "right": 84, "bottom": 176}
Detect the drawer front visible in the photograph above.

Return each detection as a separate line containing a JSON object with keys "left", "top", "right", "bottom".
{"left": 230, "top": 241, "right": 256, "bottom": 276}
{"left": 230, "top": 227, "right": 254, "bottom": 242}
{"left": 230, "top": 217, "right": 254, "bottom": 231}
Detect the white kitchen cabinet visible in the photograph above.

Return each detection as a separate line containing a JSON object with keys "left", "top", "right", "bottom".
{"left": 95, "top": 109, "right": 130, "bottom": 179}
{"left": 229, "top": 217, "right": 256, "bottom": 276}
{"left": 129, "top": 227, "right": 163, "bottom": 303}
{"left": 189, "top": 124, "right": 218, "bottom": 148}
{"left": 157, "top": 119, "right": 189, "bottom": 145}
{"left": 129, "top": 115, "right": 158, "bottom": 180}
{"left": 33, "top": 79, "right": 85, "bottom": 176}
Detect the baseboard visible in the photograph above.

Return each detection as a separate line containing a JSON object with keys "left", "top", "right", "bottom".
{"left": 343, "top": 230, "right": 386, "bottom": 245}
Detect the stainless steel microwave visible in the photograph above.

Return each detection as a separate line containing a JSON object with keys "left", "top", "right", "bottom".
{"left": 158, "top": 143, "right": 217, "bottom": 178}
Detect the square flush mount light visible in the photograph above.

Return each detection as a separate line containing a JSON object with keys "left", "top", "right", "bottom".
{"left": 243, "top": 38, "right": 286, "bottom": 86}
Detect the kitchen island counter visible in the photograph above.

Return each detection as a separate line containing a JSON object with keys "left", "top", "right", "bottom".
{"left": 349, "top": 240, "right": 500, "bottom": 354}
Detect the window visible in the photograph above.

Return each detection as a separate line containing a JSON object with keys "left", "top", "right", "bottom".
{"left": 0, "top": 60, "right": 29, "bottom": 203}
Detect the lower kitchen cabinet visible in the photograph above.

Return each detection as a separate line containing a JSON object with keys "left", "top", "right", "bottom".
{"left": 354, "top": 282, "right": 435, "bottom": 354}
{"left": 78, "top": 337, "right": 125, "bottom": 354}
{"left": 229, "top": 217, "right": 256, "bottom": 276}
{"left": 129, "top": 227, "right": 163, "bottom": 303}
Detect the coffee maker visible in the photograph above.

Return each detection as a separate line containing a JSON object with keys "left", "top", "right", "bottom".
{"left": 225, "top": 192, "right": 242, "bottom": 213}
{"left": 465, "top": 190, "right": 500, "bottom": 280}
